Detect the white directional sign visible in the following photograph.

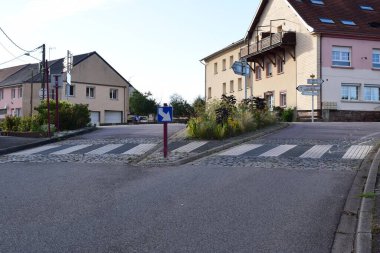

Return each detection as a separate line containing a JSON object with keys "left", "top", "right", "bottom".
{"left": 301, "top": 91, "right": 319, "bottom": 96}
{"left": 157, "top": 106, "right": 173, "bottom": 123}
{"left": 296, "top": 85, "right": 321, "bottom": 92}
{"left": 231, "top": 61, "right": 250, "bottom": 76}
{"left": 307, "top": 78, "right": 324, "bottom": 85}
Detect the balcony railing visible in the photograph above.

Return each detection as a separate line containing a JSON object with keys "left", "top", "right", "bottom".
{"left": 240, "top": 32, "right": 296, "bottom": 59}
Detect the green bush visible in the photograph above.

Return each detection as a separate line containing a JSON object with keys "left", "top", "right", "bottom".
{"left": 187, "top": 95, "right": 276, "bottom": 140}
{"left": 281, "top": 107, "right": 294, "bottom": 122}
{"left": 1, "top": 115, "right": 21, "bottom": 131}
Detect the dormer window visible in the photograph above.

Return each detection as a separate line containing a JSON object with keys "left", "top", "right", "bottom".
{"left": 310, "top": 0, "right": 324, "bottom": 5}
{"left": 320, "top": 18, "right": 334, "bottom": 24}
{"left": 341, "top": 20, "right": 356, "bottom": 26}
{"left": 360, "top": 5, "right": 374, "bottom": 11}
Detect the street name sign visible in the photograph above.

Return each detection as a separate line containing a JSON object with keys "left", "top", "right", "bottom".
{"left": 307, "top": 78, "right": 324, "bottom": 85}
{"left": 296, "top": 85, "right": 321, "bottom": 92}
{"left": 157, "top": 106, "right": 173, "bottom": 123}
{"left": 301, "top": 91, "right": 319, "bottom": 96}
{"left": 231, "top": 61, "right": 250, "bottom": 76}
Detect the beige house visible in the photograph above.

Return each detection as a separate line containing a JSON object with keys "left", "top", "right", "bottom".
{"left": 200, "top": 39, "right": 254, "bottom": 103}
{"left": 0, "top": 52, "right": 131, "bottom": 124}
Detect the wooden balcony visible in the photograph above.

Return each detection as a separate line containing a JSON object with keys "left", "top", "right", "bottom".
{"left": 240, "top": 32, "right": 296, "bottom": 60}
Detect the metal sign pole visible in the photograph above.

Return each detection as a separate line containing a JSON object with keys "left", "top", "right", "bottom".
{"left": 46, "top": 60, "right": 51, "bottom": 137}
{"left": 164, "top": 122, "right": 168, "bottom": 158}
{"left": 55, "top": 75, "right": 59, "bottom": 132}
{"left": 312, "top": 89, "right": 314, "bottom": 123}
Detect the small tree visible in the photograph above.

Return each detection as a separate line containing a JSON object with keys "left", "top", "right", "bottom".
{"left": 192, "top": 96, "right": 205, "bottom": 116}
{"left": 169, "top": 94, "right": 194, "bottom": 118}
{"left": 129, "top": 91, "right": 157, "bottom": 115}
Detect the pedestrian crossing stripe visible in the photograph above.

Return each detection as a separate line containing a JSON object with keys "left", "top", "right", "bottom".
{"left": 172, "top": 141, "right": 208, "bottom": 153}
{"left": 10, "top": 145, "right": 61, "bottom": 155}
{"left": 259, "top": 145, "right": 297, "bottom": 157}
{"left": 85, "top": 144, "right": 124, "bottom": 155}
{"left": 217, "top": 144, "right": 263, "bottom": 156}
{"left": 342, "top": 145, "right": 372, "bottom": 159}
{"left": 299, "top": 145, "right": 333, "bottom": 159}
{"left": 123, "top": 144, "right": 157, "bottom": 155}
{"left": 50, "top": 144, "right": 92, "bottom": 155}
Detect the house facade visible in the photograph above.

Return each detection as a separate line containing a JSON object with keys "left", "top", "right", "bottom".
{"left": 203, "top": 0, "right": 380, "bottom": 121}
{"left": 0, "top": 52, "right": 131, "bottom": 125}
{"left": 201, "top": 39, "right": 254, "bottom": 103}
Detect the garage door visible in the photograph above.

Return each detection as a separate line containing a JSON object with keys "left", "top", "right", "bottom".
{"left": 105, "top": 110, "right": 122, "bottom": 124}
{"left": 90, "top": 111, "right": 100, "bottom": 126}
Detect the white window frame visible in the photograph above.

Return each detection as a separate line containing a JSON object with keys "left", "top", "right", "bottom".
{"left": 222, "top": 83, "right": 226, "bottom": 95}
{"left": 332, "top": 46, "right": 351, "bottom": 67}
{"left": 229, "top": 80, "right": 234, "bottom": 93}
{"left": 229, "top": 55, "right": 234, "bottom": 68}
{"left": 110, "top": 88, "right": 118, "bottom": 100}
{"left": 373, "top": 49, "right": 380, "bottom": 69}
{"left": 0, "top": 89, "right": 3, "bottom": 100}
{"left": 266, "top": 62, "right": 272, "bottom": 77}
{"left": 214, "top": 62, "right": 218, "bottom": 74}
{"left": 277, "top": 58, "right": 284, "bottom": 74}
{"left": 18, "top": 87, "right": 22, "bottom": 98}
{"left": 364, "top": 85, "right": 380, "bottom": 101}
{"left": 11, "top": 88, "right": 16, "bottom": 99}
{"left": 255, "top": 66, "right": 262, "bottom": 80}
{"left": 341, "top": 84, "right": 359, "bottom": 101}
{"left": 67, "top": 85, "right": 75, "bottom": 97}
{"left": 86, "top": 86, "right": 95, "bottom": 98}
{"left": 222, "top": 59, "right": 226, "bottom": 71}
{"left": 280, "top": 92, "right": 287, "bottom": 107}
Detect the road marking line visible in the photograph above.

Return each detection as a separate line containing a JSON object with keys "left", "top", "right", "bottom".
{"left": 259, "top": 145, "right": 297, "bottom": 157}
{"left": 10, "top": 145, "right": 61, "bottom": 155}
{"left": 343, "top": 145, "right": 373, "bottom": 159}
{"left": 300, "top": 145, "right": 332, "bottom": 159}
{"left": 86, "top": 144, "right": 124, "bottom": 155}
{"left": 50, "top": 144, "right": 92, "bottom": 155}
{"left": 218, "top": 144, "right": 263, "bottom": 156}
{"left": 172, "top": 141, "right": 208, "bottom": 153}
{"left": 123, "top": 144, "right": 156, "bottom": 155}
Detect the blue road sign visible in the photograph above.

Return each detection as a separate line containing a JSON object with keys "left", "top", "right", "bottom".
{"left": 157, "top": 106, "right": 173, "bottom": 123}
{"left": 231, "top": 61, "right": 250, "bottom": 76}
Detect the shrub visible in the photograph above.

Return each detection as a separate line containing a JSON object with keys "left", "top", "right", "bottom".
{"left": 281, "top": 107, "right": 295, "bottom": 122}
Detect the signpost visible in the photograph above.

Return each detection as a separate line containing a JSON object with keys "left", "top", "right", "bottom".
{"left": 297, "top": 75, "right": 324, "bottom": 123}
{"left": 157, "top": 105, "right": 173, "bottom": 158}
{"left": 232, "top": 60, "right": 251, "bottom": 99}
{"left": 52, "top": 74, "right": 62, "bottom": 132}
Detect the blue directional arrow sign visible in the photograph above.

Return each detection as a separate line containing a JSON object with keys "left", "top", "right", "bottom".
{"left": 231, "top": 61, "right": 250, "bottom": 76}
{"left": 157, "top": 106, "right": 173, "bottom": 123}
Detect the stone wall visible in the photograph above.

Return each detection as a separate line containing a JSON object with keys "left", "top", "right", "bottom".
{"left": 323, "top": 110, "right": 380, "bottom": 122}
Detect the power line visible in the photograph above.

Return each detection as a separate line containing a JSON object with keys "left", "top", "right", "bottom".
{"left": 0, "top": 26, "right": 34, "bottom": 53}
{"left": 0, "top": 53, "right": 26, "bottom": 66}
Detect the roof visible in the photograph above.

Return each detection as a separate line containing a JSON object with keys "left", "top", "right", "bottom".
{"left": 287, "top": 0, "right": 380, "bottom": 39}
{"left": 246, "top": 0, "right": 380, "bottom": 40}
{"left": 200, "top": 39, "right": 245, "bottom": 62}
{"left": 0, "top": 51, "right": 132, "bottom": 87}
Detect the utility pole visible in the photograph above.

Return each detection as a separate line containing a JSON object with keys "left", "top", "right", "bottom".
{"left": 42, "top": 44, "right": 46, "bottom": 100}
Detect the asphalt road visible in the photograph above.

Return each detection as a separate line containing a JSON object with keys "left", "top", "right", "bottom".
{"left": 1, "top": 122, "right": 380, "bottom": 252}
{"left": 0, "top": 162, "right": 352, "bottom": 253}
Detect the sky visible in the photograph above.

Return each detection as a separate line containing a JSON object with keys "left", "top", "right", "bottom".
{"left": 0, "top": 0, "right": 260, "bottom": 104}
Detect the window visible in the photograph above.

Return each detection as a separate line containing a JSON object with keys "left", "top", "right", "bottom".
{"left": 360, "top": 5, "right": 374, "bottom": 11}
{"left": 11, "top": 88, "right": 16, "bottom": 99}
{"left": 110, "top": 89, "right": 118, "bottom": 100}
{"left": 222, "top": 83, "right": 226, "bottom": 94}
{"left": 208, "top": 87, "right": 212, "bottom": 99}
{"left": 238, "top": 78, "right": 242, "bottom": 90}
{"left": 222, "top": 59, "right": 226, "bottom": 71}
{"left": 0, "top": 89, "right": 3, "bottom": 100}
{"left": 86, "top": 87, "right": 95, "bottom": 98}
{"left": 15, "top": 108, "right": 22, "bottom": 117}
{"left": 214, "top": 62, "right": 218, "bottom": 74}
{"left": 364, "top": 86, "right": 380, "bottom": 101}
{"left": 341, "top": 20, "right": 356, "bottom": 26}
{"left": 373, "top": 49, "right": 380, "bottom": 69}
{"left": 332, "top": 46, "right": 351, "bottom": 67}
{"left": 229, "top": 55, "right": 234, "bottom": 68}
{"left": 229, "top": 80, "right": 234, "bottom": 93}
{"left": 0, "top": 109, "right": 6, "bottom": 115}
{"left": 320, "top": 18, "right": 334, "bottom": 24}
{"left": 255, "top": 66, "right": 262, "bottom": 80}
{"left": 310, "top": 0, "right": 324, "bottom": 5}
{"left": 277, "top": 58, "right": 284, "bottom": 74}
{"left": 18, "top": 87, "right": 22, "bottom": 98}
{"left": 341, "top": 84, "right": 359, "bottom": 100}
{"left": 67, "top": 85, "right": 75, "bottom": 96}
{"left": 266, "top": 62, "right": 273, "bottom": 77}
{"left": 280, "top": 92, "right": 287, "bottom": 107}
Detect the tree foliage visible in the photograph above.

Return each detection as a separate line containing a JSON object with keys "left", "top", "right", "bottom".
{"left": 129, "top": 91, "right": 157, "bottom": 115}
{"left": 192, "top": 96, "right": 206, "bottom": 116}
{"left": 169, "top": 94, "right": 194, "bottom": 118}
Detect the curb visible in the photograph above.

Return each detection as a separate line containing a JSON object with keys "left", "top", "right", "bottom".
{"left": 0, "top": 127, "right": 97, "bottom": 156}
{"left": 355, "top": 146, "right": 380, "bottom": 253}
{"left": 331, "top": 144, "right": 380, "bottom": 253}
{"left": 136, "top": 123, "right": 289, "bottom": 166}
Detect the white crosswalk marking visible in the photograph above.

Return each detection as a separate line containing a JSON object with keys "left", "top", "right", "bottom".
{"left": 86, "top": 144, "right": 123, "bottom": 155}
{"left": 50, "top": 144, "right": 92, "bottom": 155}
{"left": 218, "top": 144, "right": 263, "bottom": 156}
{"left": 172, "top": 141, "right": 208, "bottom": 153}
{"left": 10, "top": 145, "right": 61, "bottom": 155}
{"left": 343, "top": 145, "right": 373, "bottom": 159}
{"left": 123, "top": 144, "right": 156, "bottom": 155}
{"left": 259, "top": 145, "right": 297, "bottom": 157}
{"left": 300, "top": 145, "right": 332, "bottom": 159}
